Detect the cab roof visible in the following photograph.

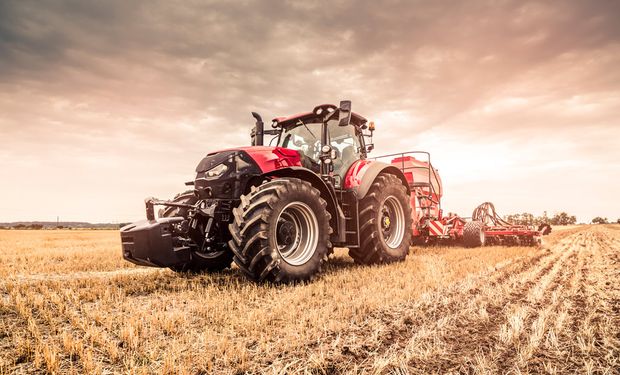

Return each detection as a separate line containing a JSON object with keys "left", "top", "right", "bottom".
{"left": 273, "top": 106, "right": 368, "bottom": 128}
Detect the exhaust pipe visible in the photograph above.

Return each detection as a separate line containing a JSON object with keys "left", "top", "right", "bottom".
{"left": 251, "top": 112, "right": 264, "bottom": 146}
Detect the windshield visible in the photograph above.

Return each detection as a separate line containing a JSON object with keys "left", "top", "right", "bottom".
{"left": 278, "top": 121, "right": 322, "bottom": 160}
{"left": 278, "top": 120, "right": 362, "bottom": 177}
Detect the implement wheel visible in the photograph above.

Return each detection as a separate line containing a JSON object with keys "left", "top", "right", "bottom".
{"left": 228, "top": 178, "right": 332, "bottom": 283}
{"left": 349, "top": 173, "right": 412, "bottom": 264}
{"left": 463, "top": 220, "right": 486, "bottom": 248}
{"left": 165, "top": 191, "right": 233, "bottom": 273}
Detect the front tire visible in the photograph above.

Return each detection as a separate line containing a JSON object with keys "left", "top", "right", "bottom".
{"left": 164, "top": 191, "right": 233, "bottom": 273}
{"left": 228, "top": 178, "right": 332, "bottom": 283}
{"left": 349, "top": 173, "right": 413, "bottom": 264}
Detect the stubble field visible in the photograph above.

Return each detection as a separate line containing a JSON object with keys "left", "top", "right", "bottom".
{"left": 0, "top": 226, "right": 618, "bottom": 374}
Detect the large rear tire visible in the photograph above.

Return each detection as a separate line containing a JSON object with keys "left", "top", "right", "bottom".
{"left": 349, "top": 174, "right": 412, "bottom": 264}
{"left": 164, "top": 191, "right": 233, "bottom": 273}
{"left": 228, "top": 178, "right": 332, "bottom": 283}
{"left": 463, "top": 220, "right": 486, "bottom": 247}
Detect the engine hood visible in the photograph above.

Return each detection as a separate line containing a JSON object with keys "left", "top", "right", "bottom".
{"left": 196, "top": 146, "right": 302, "bottom": 174}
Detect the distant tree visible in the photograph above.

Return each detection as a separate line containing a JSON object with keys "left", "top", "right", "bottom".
{"left": 13, "top": 224, "right": 25, "bottom": 229}
{"left": 549, "top": 212, "right": 576, "bottom": 226}
{"left": 617, "top": 218, "right": 620, "bottom": 224}
{"left": 27, "top": 224, "right": 44, "bottom": 230}
{"left": 592, "top": 217, "right": 608, "bottom": 224}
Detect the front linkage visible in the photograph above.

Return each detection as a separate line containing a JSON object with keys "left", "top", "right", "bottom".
{"left": 121, "top": 196, "right": 234, "bottom": 269}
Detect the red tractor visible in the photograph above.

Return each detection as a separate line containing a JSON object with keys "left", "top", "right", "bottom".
{"left": 121, "top": 101, "right": 413, "bottom": 283}
{"left": 120, "top": 101, "right": 550, "bottom": 283}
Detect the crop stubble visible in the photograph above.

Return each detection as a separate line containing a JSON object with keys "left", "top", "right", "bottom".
{"left": 0, "top": 226, "right": 618, "bottom": 374}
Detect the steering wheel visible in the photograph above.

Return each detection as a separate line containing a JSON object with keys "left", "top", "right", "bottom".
{"left": 312, "top": 104, "right": 338, "bottom": 116}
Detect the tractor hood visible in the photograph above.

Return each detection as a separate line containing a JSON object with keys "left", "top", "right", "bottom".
{"left": 196, "top": 146, "right": 302, "bottom": 174}
{"left": 193, "top": 146, "right": 303, "bottom": 200}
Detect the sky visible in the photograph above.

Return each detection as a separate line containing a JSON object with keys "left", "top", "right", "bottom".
{"left": 1, "top": 0, "right": 619, "bottom": 223}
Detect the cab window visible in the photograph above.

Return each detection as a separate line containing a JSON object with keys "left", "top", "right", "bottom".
{"left": 328, "top": 122, "right": 362, "bottom": 178}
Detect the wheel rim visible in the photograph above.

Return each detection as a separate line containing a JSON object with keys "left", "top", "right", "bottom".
{"left": 380, "top": 196, "right": 406, "bottom": 249}
{"left": 275, "top": 202, "right": 319, "bottom": 266}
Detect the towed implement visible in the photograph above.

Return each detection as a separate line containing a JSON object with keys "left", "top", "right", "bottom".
{"left": 378, "top": 153, "right": 551, "bottom": 247}
{"left": 120, "top": 101, "right": 550, "bottom": 283}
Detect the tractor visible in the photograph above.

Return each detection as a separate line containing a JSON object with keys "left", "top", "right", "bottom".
{"left": 121, "top": 101, "right": 414, "bottom": 283}
{"left": 120, "top": 100, "right": 550, "bottom": 283}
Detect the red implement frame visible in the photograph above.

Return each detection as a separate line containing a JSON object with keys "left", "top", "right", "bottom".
{"left": 471, "top": 202, "right": 549, "bottom": 246}
{"left": 373, "top": 151, "right": 549, "bottom": 247}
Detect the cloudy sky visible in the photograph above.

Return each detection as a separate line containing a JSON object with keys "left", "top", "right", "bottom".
{"left": 1, "top": 0, "right": 619, "bottom": 223}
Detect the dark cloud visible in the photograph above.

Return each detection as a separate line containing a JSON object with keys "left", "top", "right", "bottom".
{"left": 1, "top": 0, "right": 619, "bottom": 221}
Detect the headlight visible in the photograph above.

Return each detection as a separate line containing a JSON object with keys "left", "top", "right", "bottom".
{"left": 206, "top": 163, "right": 228, "bottom": 178}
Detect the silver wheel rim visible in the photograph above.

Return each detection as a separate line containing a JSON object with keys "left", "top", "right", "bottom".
{"left": 380, "top": 196, "right": 406, "bottom": 249}
{"left": 275, "top": 202, "right": 319, "bottom": 266}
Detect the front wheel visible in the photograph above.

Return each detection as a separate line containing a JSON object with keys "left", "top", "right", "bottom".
{"left": 228, "top": 178, "right": 332, "bottom": 283}
{"left": 349, "top": 173, "right": 413, "bottom": 264}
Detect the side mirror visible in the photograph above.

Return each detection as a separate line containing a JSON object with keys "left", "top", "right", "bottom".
{"left": 338, "top": 100, "right": 351, "bottom": 127}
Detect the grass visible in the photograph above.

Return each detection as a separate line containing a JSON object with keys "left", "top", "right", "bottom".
{"left": 0, "top": 226, "right": 618, "bottom": 374}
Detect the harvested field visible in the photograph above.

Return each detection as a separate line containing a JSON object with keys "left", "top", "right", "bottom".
{"left": 0, "top": 226, "right": 618, "bottom": 374}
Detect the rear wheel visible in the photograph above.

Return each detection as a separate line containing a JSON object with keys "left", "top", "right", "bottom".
{"left": 228, "top": 178, "right": 332, "bottom": 283}
{"left": 463, "top": 221, "right": 486, "bottom": 247}
{"left": 349, "top": 174, "right": 412, "bottom": 264}
{"left": 165, "top": 191, "right": 233, "bottom": 273}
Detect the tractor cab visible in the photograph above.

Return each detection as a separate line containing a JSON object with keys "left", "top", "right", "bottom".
{"left": 256, "top": 101, "right": 372, "bottom": 187}
{"left": 276, "top": 117, "right": 365, "bottom": 181}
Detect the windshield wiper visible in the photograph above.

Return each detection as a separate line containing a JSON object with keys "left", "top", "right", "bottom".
{"left": 297, "top": 120, "right": 318, "bottom": 141}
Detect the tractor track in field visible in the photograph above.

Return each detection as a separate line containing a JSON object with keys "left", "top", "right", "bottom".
{"left": 407, "top": 236, "right": 576, "bottom": 373}
{"left": 491, "top": 234, "right": 581, "bottom": 374}
{"left": 313, "top": 238, "right": 565, "bottom": 369}
{"left": 419, "top": 228, "right": 617, "bottom": 374}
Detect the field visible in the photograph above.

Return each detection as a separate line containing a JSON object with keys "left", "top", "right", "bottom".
{"left": 1, "top": 226, "right": 619, "bottom": 374}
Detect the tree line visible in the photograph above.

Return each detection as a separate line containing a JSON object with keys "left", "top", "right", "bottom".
{"left": 503, "top": 211, "right": 576, "bottom": 226}
{"left": 503, "top": 212, "right": 620, "bottom": 225}
{"left": 591, "top": 217, "right": 620, "bottom": 225}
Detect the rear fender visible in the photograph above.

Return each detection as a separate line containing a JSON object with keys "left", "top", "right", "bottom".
{"left": 344, "top": 160, "right": 410, "bottom": 199}
{"left": 262, "top": 167, "right": 345, "bottom": 244}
